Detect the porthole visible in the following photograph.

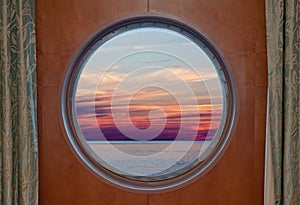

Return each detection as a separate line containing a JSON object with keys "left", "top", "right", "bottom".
{"left": 62, "top": 16, "right": 235, "bottom": 192}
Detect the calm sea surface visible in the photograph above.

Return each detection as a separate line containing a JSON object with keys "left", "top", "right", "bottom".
{"left": 88, "top": 141, "right": 210, "bottom": 178}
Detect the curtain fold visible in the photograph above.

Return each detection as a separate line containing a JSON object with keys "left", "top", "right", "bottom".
{"left": 0, "top": 0, "right": 38, "bottom": 205}
{"left": 266, "top": 0, "right": 300, "bottom": 204}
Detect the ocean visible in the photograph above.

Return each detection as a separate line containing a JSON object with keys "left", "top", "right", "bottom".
{"left": 88, "top": 140, "right": 210, "bottom": 179}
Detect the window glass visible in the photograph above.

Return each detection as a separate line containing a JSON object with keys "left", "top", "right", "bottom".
{"left": 63, "top": 19, "right": 233, "bottom": 187}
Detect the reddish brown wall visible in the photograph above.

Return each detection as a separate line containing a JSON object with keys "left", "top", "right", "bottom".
{"left": 36, "top": 1, "right": 148, "bottom": 205}
{"left": 36, "top": 0, "right": 267, "bottom": 204}
{"left": 149, "top": 1, "right": 267, "bottom": 204}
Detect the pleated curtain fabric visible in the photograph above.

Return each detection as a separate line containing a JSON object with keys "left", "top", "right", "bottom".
{"left": 266, "top": 0, "right": 300, "bottom": 204}
{"left": 0, "top": 0, "right": 38, "bottom": 205}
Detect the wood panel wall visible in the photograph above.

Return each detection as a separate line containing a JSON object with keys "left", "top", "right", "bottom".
{"left": 36, "top": 0, "right": 267, "bottom": 204}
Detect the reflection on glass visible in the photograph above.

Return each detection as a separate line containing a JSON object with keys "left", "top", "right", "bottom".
{"left": 74, "top": 27, "right": 225, "bottom": 180}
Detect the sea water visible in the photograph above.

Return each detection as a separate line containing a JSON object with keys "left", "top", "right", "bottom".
{"left": 88, "top": 141, "right": 210, "bottom": 178}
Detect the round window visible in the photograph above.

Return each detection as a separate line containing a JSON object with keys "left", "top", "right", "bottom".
{"left": 62, "top": 16, "right": 235, "bottom": 192}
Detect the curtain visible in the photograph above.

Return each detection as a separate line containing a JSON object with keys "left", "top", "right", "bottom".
{"left": 266, "top": 0, "right": 300, "bottom": 204}
{"left": 0, "top": 0, "right": 38, "bottom": 205}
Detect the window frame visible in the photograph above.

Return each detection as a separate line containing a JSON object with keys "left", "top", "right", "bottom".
{"left": 61, "top": 15, "right": 236, "bottom": 193}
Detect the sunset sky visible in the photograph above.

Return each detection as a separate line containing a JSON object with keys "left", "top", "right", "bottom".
{"left": 75, "top": 27, "right": 223, "bottom": 141}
